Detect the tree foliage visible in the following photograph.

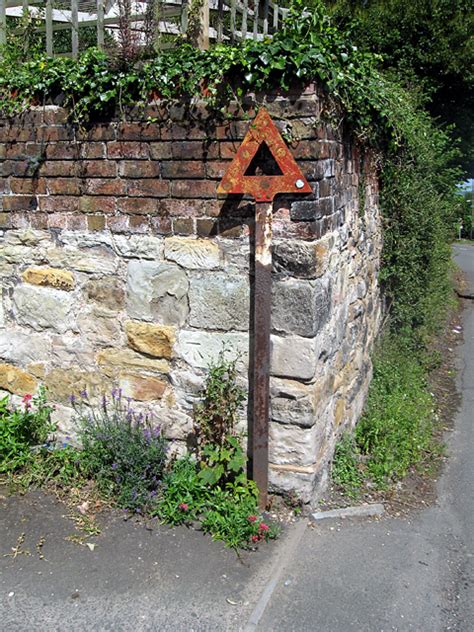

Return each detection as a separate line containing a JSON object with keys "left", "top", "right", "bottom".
{"left": 325, "top": 0, "right": 474, "bottom": 174}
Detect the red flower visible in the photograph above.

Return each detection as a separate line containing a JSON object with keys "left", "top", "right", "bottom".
{"left": 258, "top": 523, "right": 269, "bottom": 532}
{"left": 251, "top": 535, "right": 259, "bottom": 543}
{"left": 178, "top": 503, "right": 189, "bottom": 511}
{"left": 22, "top": 394, "right": 33, "bottom": 409}
{"left": 247, "top": 515, "right": 257, "bottom": 523}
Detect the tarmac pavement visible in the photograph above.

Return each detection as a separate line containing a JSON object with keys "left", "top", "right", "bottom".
{"left": 0, "top": 243, "right": 472, "bottom": 631}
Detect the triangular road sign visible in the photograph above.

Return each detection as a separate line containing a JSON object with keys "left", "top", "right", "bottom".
{"left": 217, "top": 108, "right": 312, "bottom": 203}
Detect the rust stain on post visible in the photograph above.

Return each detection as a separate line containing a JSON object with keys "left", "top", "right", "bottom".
{"left": 253, "top": 201, "right": 273, "bottom": 509}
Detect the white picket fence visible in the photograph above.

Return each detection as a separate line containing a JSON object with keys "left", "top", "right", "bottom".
{"left": 0, "top": 0, "right": 288, "bottom": 56}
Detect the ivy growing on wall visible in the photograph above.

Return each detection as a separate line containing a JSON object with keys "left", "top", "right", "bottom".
{"left": 0, "top": 1, "right": 463, "bottom": 336}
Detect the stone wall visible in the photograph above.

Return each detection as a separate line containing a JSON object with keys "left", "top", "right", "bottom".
{"left": 0, "top": 89, "right": 382, "bottom": 503}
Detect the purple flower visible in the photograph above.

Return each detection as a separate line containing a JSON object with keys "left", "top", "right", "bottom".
{"left": 80, "top": 390, "right": 88, "bottom": 399}
{"left": 69, "top": 394, "right": 76, "bottom": 404}
{"left": 111, "top": 463, "right": 118, "bottom": 470}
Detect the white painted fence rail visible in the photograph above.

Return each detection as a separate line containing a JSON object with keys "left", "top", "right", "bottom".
{"left": 0, "top": 0, "right": 288, "bottom": 57}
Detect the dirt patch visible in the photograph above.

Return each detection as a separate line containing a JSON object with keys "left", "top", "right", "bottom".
{"left": 318, "top": 275, "right": 466, "bottom": 518}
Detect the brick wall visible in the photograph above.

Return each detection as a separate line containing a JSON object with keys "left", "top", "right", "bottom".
{"left": 0, "top": 90, "right": 383, "bottom": 503}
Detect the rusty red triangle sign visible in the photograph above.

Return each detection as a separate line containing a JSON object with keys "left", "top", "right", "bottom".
{"left": 217, "top": 108, "right": 312, "bottom": 202}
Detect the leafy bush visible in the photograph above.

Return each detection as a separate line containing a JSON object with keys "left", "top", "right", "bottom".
{"left": 74, "top": 390, "right": 168, "bottom": 513}
{"left": 0, "top": 388, "right": 54, "bottom": 473}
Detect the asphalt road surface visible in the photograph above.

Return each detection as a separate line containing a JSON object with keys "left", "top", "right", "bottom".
{"left": 257, "top": 243, "right": 474, "bottom": 632}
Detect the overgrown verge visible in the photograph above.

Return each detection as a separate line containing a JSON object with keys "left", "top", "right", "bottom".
{"left": 331, "top": 335, "right": 445, "bottom": 498}
{"left": 0, "top": 354, "right": 277, "bottom": 550}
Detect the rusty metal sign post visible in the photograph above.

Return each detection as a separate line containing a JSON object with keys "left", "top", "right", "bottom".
{"left": 217, "top": 108, "right": 311, "bottom": 508}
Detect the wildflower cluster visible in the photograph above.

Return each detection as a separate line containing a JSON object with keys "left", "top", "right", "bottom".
{"left": 73, "top": 389, "right": 168, "bottom": 512}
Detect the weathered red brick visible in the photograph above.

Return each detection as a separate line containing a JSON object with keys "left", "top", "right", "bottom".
{"left": 129, "top": 215, "right": 150, "bottom": 233}
{"left": 40, "top": 162, "right": 79, "bottom": 177}
{"left": 148, "top": 142, "right": 173, "bottom": 160}
{"left": 84, "top": 179, "right": 127, "bottom": 196}
{"left": 118, "top": 198, "right": 160, "bottom": 215}
{"left": 1, "top": 161, "right": 31, "bottom": 177}
{"left": 172, "top": 141, "right": 219, "bottom": 160}
{"left": 162, "top": 161, "right": 205, "bottom": 179}
{"left": 29, "top": 213, "right": 49, "bottom": 229}
{"left": 0, "top": 213, "right": 12, "bottom": 228}
{"left": 9, "top": 178, "right": 46, "bottom": 194}
{"left": 45, "top": 143, "right": 80, "bottom": 160}
{"left": 87, "top": 215, "right": 106, "bottom": 231}
{"left": 107, "top": 215, "right": 129, "bottom": 233}
{"left": 107, "top": 142, "right": 150, "bottom": 160}
{"left": 10, "top": 212, "right": 29, "bottom": 228}
{"left": 47, "top": 178, "right": 82, "bottom": 196}
{"left": 2, "top": 195, "right": 37, "bottom": 211}
{"left": 119, "top": 161, "right": 161, "bottom": 178}
{"left": 170, "top": 125, "right": 208, "bottom": 141}
{"left": 5, "top": 143, "right": 42, "bottom": 160}
{"left": 173, "top": 218, "right": 195, "bottom": 235}
{"left": 80, "top": 143, "right": 106, "bottom": 159}
{"left": 127, "top": 180, "right": 170, "bottom": 198}
{"left": 172, "top": 180, "right": 216, "bottom": 199}
{"left": 67, "top": 214, "right": 87, "bottom": 230}
{"left": 157, "top": 199, "right": 221, "bottom": 218}
{"left": 220, "top": 142, "right": 239, "bottom": 159}
{"left": 116, "top": 122, "right": 162, "bottom": 141}
{"left": 79, "top": 196, "right": 116, "bottom": 214}
{"left": 150, "top": 216, "right": 172, "bottom": 235}
{"left": 39, "top": 196, "right": 80, "bottom": 213}
{"left": 47, "top": 213, "right": 68, "bottom": 229}
{"left": 77, "top": 125, "right": 116, "bottom": 142}
{"left": 206, "top": 161, "right": 230, "bottom": 179}
{"left": 80, "top": 161, "right": 117, "bottom": 178}
{"left": 196, "top": 218, "right": 217, "bottom": 237}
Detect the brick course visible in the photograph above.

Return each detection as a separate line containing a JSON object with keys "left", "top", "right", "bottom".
{"left": 0, "top": 94, "right": 364, "bottom": 242}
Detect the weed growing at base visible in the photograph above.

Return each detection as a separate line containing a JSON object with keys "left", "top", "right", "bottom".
{"left": 332, "top": 335, "right": 441, "bottom": 495}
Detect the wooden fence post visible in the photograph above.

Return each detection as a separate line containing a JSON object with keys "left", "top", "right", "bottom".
{"left": 97, "top": 0, "right": 105, "bottom": 49}
{"left": 0, "top": 0, "right": 6, "bottom": 55}
{"left": 46, "top": 0, "right": 53, "bottom": 56}
{"left": 71, "top": 0, "right": 79, "bottom": 58}
{"left": 197, "top": 0, "right": 209, "bottom": 50}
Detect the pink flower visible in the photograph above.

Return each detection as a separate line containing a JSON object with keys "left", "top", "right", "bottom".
{"left": 258, "top": 523, "right": 269, "bottom": 532}
{"left": 178, "top": 503, "right": 189, "bottom": 511}
{"left": 247, "top": 515, "right": 258, "bottom": 523}
{"left": 251, "top": 535, "right": 259, "bottom": 543}
{"left": 22, "top": 394, "right": 33, "bottom": 409}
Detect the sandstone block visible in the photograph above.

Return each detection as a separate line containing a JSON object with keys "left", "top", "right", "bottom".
{"left": 126, "top": 260, "right": 189, "bottom": 326}
{"left": 177, "top": 330, "right": 249, "bottom": 370}
{"left": 120, "top": 373, "right": 167, "bottom": 401}
{"left": 13, "top": 285, "right": 75, "bottom": 333}
{"left": 0, "top": 363, "right": 37, "bottom": 396}
{"left": 97, "top": 348, "right": 170, "bottom": 376}
{"left": 22, "top": 267, "right": 74, "bottom": 291}
{"left": 0, "top": 331, "right": 51, "bottom": 364}
{"left": 45, "top": 368, "right": 111, "bottom": 403}
{"left": 272, "top": 279, "right": 331, "bottom": 337}
{"left": 86, "top": 278, "right": 125, "bottom": 311}
{"left": 125, "top": 321, "right": 176, "bottom": 359}
{"left": 269, "top": 421, "right": 320, "bottom": 467}
{"left": 113, "top": 235, "right": 164, "bottom": 260}
{"left": 273, "top": 239, "right": 330, "bottom": 279}
{"left": 188, "top": 273, "right": 249, "bottom": 331}
{"left": 164, "top": 237, "right": 221, "bottom": 270}
{"left": 270, "top": 378, "right": 317, "bottom": 428}
{"left": 47, "top": 246, "right": 119, "bottom": 275}
{"left": 77, "top": 307, "right": 122, "bottom": 347}
{"left": 270, "top": 335, "right": 316, "bottom": 381}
